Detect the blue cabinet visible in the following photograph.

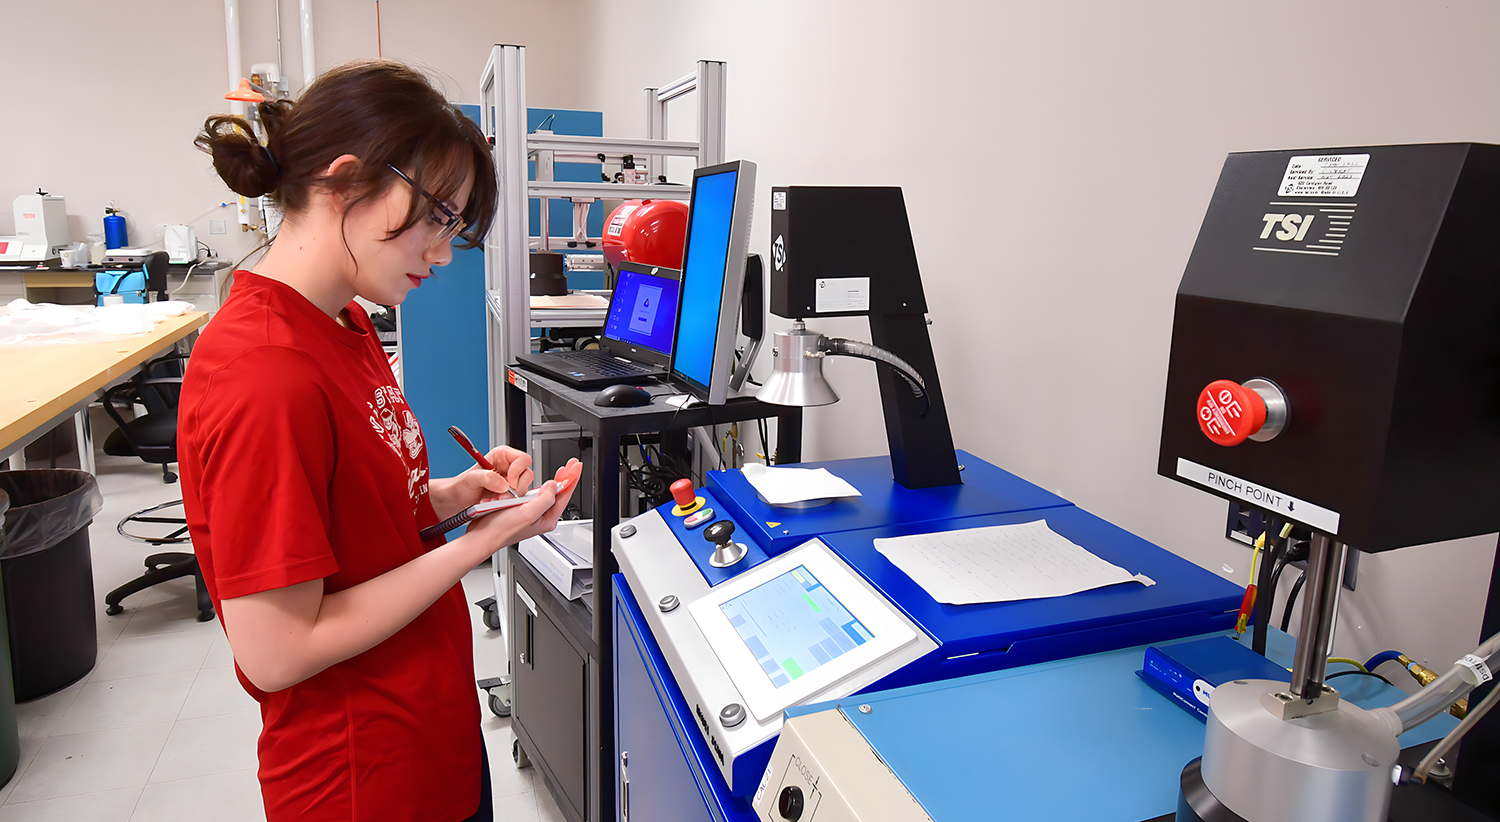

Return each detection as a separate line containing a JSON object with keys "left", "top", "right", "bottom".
{"left": 614, "top": 575, "right": 754, "bottom": 822}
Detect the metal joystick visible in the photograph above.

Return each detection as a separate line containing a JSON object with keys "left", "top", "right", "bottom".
{"left": 704, "top": 520, "right": 748, "bottom": 568}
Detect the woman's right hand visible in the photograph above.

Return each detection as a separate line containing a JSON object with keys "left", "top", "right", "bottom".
{"left": 462, "top": 458, "right": 583, "bottom": 554}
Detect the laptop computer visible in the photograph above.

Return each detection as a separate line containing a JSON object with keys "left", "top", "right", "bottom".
{"left": 516, "top": 261, "right": 682, "bottom": 389}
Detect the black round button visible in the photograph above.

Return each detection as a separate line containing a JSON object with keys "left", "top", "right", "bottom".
{"left": 703, "top": 520, "right": 735, "bottom": 546}
{"left": 777, "top": 785, "right": 804, "bottom": 821}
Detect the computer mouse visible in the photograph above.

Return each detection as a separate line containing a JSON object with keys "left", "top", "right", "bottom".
{"left": 594, "top": 384, "right": 653, "bottom": 408}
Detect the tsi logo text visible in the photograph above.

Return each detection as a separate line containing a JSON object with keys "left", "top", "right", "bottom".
{"left": 1259, "top": 213, "right": 1315, "bottom": 242}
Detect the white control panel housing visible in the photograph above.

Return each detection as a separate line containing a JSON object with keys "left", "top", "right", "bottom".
{"left": 613, "top": 510, "right": 936, "bottom": 791}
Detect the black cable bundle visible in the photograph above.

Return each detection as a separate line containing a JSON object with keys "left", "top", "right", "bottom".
{"left": 621, "top": 437, "right": 687, "bottom": 509}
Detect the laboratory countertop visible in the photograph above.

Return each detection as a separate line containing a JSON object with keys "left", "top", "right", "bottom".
{"left": 0, "top": 312, "right": 209, "bottom": 454}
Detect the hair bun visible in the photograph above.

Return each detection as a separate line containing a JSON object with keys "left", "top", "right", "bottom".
{"left": 195, "top": 114, "right": 280, "bottom": 199}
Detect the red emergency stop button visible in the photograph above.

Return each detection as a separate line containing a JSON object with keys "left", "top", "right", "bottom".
{"left": 670, "top": 478, "right": 704, "bottom": 516}
{"left": 1197, "top": 380, "right": 1268, "bottom": 446}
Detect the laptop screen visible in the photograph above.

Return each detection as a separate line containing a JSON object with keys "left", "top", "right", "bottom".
{"left": 603, "top": 266, "right": 681, "bottom": 356}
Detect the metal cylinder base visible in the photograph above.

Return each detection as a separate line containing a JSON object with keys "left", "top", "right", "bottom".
{"left": 1200, "top": 679, "right": 1397, "bottom": 822}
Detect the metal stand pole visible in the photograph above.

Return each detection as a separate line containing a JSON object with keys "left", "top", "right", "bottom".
{"left": 1289, "top": 533, "right": 1348, "bottom": 700}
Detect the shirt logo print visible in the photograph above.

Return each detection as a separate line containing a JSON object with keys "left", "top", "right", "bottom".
{"left": 366, "top": 385, "right": 427, "bottom": 511}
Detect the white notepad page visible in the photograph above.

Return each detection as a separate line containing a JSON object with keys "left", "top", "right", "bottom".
{"left": 873, "top": 520, "right": 1155, "bottom": 605}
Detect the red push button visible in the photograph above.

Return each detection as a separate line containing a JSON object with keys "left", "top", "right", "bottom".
{"left": 669, "top": 478, "right": 705, "bottom": 516}
{"left": 670, "top": 479, "right": 696, "bottom": 509}
{"left": 1197, "top": 380, "right": 1268, "bottom": 446}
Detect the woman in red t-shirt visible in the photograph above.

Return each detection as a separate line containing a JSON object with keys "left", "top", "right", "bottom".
{"left": 180, "top": 60, "right": 582, "bottom": 822}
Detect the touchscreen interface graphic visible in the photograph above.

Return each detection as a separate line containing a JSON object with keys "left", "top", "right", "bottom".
{"left": 719, "top": 565, "right": 872, "bottom": 689}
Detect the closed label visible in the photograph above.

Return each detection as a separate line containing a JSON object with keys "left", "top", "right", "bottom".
{"left": 607, "top": 205, "right": 638, "bottom": 237}
{"left": 1278, "top": 154, "right": 1370, "bottom": 198}
{"left": 815, "top": 278, "right": 870, "bottom": 313}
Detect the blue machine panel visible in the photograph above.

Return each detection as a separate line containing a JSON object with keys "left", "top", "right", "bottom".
{"left": 614, "top": 576, "right": 756, "bottom": 822}
{"left": 789, "top": 632, "right": 1460, "bottom": 822}
{"left": 819, "top": 506, "right": 1243, "bottom": 689}
{"left": 705, "top": 451, "right": 1070, "bottom": 556}
{"left": 658, "top": 488, "right": 772, "bottom": 587}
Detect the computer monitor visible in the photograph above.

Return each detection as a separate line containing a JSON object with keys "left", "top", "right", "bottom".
{"left": 670, "top": 159, "right": 757, "bottom": 404}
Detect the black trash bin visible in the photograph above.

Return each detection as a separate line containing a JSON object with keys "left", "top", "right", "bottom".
{"left": 0, "top": 470, "right": 103, "bottom": 701}
{"left": 0, "top": 490, "right": 20, "bottom": 785}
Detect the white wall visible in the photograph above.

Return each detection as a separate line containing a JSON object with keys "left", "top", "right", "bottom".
{"left": 5, "top": 0, "right": 1494, "bottom": 674}
{"left": 576, "top": 0, "right": 1500, "bottom": 671}
{"left": 0, "top": 0, "right": 592, "bottom": 263}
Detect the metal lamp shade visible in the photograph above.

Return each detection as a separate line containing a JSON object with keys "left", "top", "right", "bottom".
{"left": 755, "top": 325, "right": 839, "bottom": 407}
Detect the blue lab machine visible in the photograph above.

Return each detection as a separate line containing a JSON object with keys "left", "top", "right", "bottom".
{"left": 611, "top": 451, "right": 1246, "bottom": 822}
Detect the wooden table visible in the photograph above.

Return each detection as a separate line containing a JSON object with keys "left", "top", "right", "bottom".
{"left": 0, "top": 312, "right": 210, "bottom": 471}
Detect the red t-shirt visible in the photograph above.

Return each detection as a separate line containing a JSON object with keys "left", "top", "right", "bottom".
{"left": 179, "top": 272, "right": 481, "bottom": 822}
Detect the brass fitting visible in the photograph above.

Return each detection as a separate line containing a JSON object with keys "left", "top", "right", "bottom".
{"left": 1404, "top": 658, "right": 1469, "bottom": 719}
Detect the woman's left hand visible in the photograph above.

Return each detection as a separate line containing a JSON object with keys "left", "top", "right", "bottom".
{"left": 428, "top": 446, "right": 536, "bottom": 519}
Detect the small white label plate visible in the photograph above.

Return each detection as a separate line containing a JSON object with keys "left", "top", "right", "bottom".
{"left": 1277, "top": 154, "right": 1370, "bottom": 198}
{"left": 814, "top": 277, "right": 870, "bottom": 313}
{"left": 1176, "top": 458, "right": 1341, "bottom": 533}
{"left": 606, "top": 204, "right": 637, "bottom": 237}
{"left": 772, "top": 191, "right": 787, "bottom": 211}
{"left": 753, "top": 762, "right": 774, "bottom": 806}
{"left": 508, "top": 370, "right": 529, "bottom": 393}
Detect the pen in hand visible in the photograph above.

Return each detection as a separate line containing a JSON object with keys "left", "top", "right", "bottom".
{"left": 448, "top": 425, "right": 520, "bottom": 499}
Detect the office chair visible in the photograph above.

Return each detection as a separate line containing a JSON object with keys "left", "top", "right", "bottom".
{"left": 100, "top": 351, "right": 215, "bottom": 623}
{"left": 144, "top": 250, "right": 170, "bottom": 302}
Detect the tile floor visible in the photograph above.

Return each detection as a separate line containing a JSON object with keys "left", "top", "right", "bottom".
{"left": 0, "top": 443, "right": 567, "bottom": 821}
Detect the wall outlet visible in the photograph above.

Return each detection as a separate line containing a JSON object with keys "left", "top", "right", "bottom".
{"left": 209, "top": 220, "right": 226, "bottom": 235}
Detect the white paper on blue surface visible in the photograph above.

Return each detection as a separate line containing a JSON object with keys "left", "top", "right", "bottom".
{"left": 874, "top": 520, "right": 1155, "bottom": 605}
{"left": 740, "top": 463, "right": 862, "bottom": 506}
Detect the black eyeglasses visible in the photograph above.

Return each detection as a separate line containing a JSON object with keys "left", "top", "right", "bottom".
{"left": 387, "top": 164, "right": 466, "bottom": 248}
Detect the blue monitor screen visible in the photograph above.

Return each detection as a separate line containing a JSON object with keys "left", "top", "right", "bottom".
{"left": 674, "top": 169, "right": 738, "bottom": 389}
{"left": 604, "top": 267, "right": 679, "bottom": 355}
{"left": 719, "top": 565, "right": 872, "bottom": 689}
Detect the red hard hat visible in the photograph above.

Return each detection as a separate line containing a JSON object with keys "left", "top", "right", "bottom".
{"left": 603, "top": 199, "right": 688, "bottom": 270}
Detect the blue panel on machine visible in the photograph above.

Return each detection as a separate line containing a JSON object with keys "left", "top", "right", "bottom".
{"left": 785, "top": 633, "right": 1460, "bottom": 822}
{"left": 818, "top": 505, "right": 1244, "bottom": 688}
{"left": 705, "top": 450, "right": 1070, "bottom": 556}
{"left": 657, "top": 487, "right": 772, "bottom": 587}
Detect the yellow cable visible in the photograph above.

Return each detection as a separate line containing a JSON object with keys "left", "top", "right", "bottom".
{"left": 1248, "top": 532, "right": 1266, "bottom": 585}
{"left": 1328, "top": 657, "right": 1369, "bottom": 673}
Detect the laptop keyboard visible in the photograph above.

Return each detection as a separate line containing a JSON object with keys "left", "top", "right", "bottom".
{"left": 552, "top": 349, "right": 657, "bottom": 377}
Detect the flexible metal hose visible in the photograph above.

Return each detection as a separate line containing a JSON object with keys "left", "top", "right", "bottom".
{"left": 817, "top": 337, "right": 931, "bottom": 417}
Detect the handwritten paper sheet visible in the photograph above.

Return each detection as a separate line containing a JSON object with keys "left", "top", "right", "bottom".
{"left": 874, "top": 520, "right": 1155, "bottom": 605}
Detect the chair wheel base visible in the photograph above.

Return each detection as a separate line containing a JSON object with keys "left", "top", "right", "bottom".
{"left": 105, "top": 604, "right": 123, "bottom": 616}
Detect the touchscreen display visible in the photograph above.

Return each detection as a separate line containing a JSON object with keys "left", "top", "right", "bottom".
{"left": 719, "top": 565, "right": 872, "bottom": 689}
